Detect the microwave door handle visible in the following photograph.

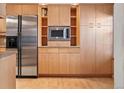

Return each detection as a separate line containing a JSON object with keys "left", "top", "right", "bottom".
{"left": 63, "top": 28, "right": 67, "bottom": 39}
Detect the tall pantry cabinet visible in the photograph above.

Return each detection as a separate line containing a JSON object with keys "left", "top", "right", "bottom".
{"left": 80, "top": 4, "right": 113, "bottom": 75}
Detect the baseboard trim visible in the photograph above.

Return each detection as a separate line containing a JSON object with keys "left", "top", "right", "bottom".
{"left": 38, "top": 74, "right": 113, "bottom": 78}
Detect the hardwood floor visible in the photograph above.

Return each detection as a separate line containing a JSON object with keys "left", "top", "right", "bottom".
{"left": 16, "top": 77, "right": 114, "bottom": 89}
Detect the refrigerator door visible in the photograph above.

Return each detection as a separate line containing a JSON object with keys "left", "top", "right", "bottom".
{"left": 6, "top": 16, "right": 19, "bottom": 76}
{"left": 21, "top": 16, "right": 38, "bottom": 76}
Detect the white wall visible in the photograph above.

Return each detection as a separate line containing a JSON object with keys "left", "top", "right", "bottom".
{"left": 114, "top": 3, "right": 124, "bottom": 88}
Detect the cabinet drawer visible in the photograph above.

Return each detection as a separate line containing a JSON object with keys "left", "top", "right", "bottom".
{"left": 47, "top": 48, "right": 59, "bottom": 53}
{"left": 39, "top": 48, "right": 48, "bottom": 53}
{"left": 59, "top": 48, "right": 70, "bottom": 53}
{"left": 69, "top": 48, "right": 80, "bottom": 53}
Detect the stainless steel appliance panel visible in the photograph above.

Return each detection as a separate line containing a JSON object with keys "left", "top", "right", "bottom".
{"left": 21, "top": 16, "right": 37, "bottom": 76}
{"left": 6, "top": 16, "right": 18, "bottom": 36}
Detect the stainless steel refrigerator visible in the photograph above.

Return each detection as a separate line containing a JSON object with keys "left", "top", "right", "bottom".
{"left": 6, "top": 16, "right": 38, "bottom": 78}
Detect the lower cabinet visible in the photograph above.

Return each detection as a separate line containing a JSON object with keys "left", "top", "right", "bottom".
{"left": 38, "top": 47, "right": 113, "bottom": 76}
{"left": 39, "top": 54, "right": 49, "bottom": 74}
{"left": 48, "top": 53, "right": 59, "bottom": 74}
{"left": 69, "top": 54, "right": 81, "bottom": 74}
{"left": 59, "top": 54, "right": 70, "bottom": 74}
{"left": 38, "top": 48, "right": 81, "bottom": 75}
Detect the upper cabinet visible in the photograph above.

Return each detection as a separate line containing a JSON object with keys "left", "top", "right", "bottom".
{"left": 6, "top": 4, "right": 22, "bottom": 15}
{"left": 95, "top": 4, "right": 113, "bottom": 26}
{"left": 80, "top": 4, "right": 95, "bottom": 26}
{"left": 48, "top": 5, "right": 59, "bottom": 26}
{"left": 59, "top": 5, "right": 70, "bottom": 26}
{"left": 22, "top": 4, "right": 38, "bottom": 15}
{"left": 6, "top": 4, "right": 38, "bottom": 16}
{"left": 0, "top": 4, "right": 6, "bottom": 18}
{"left": 48, "top": 4, "right": 70, "bottom": 26}
{"left": 80, "top": 4, "right": 113, "bottom": 26}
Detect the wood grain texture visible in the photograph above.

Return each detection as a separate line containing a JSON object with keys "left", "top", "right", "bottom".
{"left": 21, "top": 4, "right": 38, "bottom": 15}
{"left": 95, "top": 26, "right": 113, "bottom": 74}
{"left": 80, "top": 4, "right": 113, "bottom": 75}
{"left": 38, "top": 47, "right": 80, "bottom": 75}
{"left": 80, "top": 4, "right": 95, "bottom": 26}
{"left": 95, "top": 4, "right": 113, "bottom": 26}
{"left": 16, "top": 77, "right": 113, "bottom": 89}
{"left": 48, "top": 4, "right": 70, "bottom": 26}
{"left": 80, "top": 26, "right": 96, "bottom": 74}
{"left": 48, "top": 41, "right": 70, "bottom": 47}
{"left": 6, "top": 4, "right": 22, "bottom": 15}
{"left": 59, "top": 5, "right": 70, "bottom": 26}
{"left": 48, "top": 5, "right": 59, "bottom": 26}
{"left": 0, "top": 19, "right": 6, "bottom": 32}
{"left": 0, "top": 4, "right": 6, "bottom": 18}
{"left": 0, "top": 54, "right": 16, "bottom": 89}
{"left": 6, "top": 4, "right": 38, "bottom": 16}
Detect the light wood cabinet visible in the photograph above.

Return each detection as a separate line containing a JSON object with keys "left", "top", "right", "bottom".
{"left": 6, "top": 4, "right": 38, "bottom": 16}
{"left": 59, "top": 54, "right": 70, "bottom": 74}
{"left": 48, "top": 53, "right": 59, "bottom": 74}
{"left": 0, "top": 53, "right": 16, "bottom": 88}
{"left": 22, "top": 4, "right": 38, "bottom": 15}
{"left": 39, "top": 54, "right": 49, "bottom": 74}
{"left": 80, "top": 4, "right": 95, "bottom": 26}
{"left": 80, "top": 4, "right": 113, "bottom": 75}
{"left": 69, "top": 54, "right": 81, "bottom": 74}
{"left": 95, "top": 26, "right": 113, "bottom": 74}
{"left": 38, "top": 48, "right": 80, "bottom": 75}
{"left": 59, "top": 5, "right": 70, "bottom": 26}
{"left": 95, "top": 4, "right": 113, "bottom": 26}
{"left": 48, "top": 5, "right": 59, "bottom": 26}
{"left": 48, "top": 4, "right": 70, "bottom": 26}
{"left": 0, "top": 4, "right": 6, "bottom": 18}
{"left": 80, "top": 26, "right": 96, "bottom": 74}
{"left": 6, "top": 4, "right": 22, "bottom": 15}
{"left": 0, "top": 19, "right": 6, "bottom": 32}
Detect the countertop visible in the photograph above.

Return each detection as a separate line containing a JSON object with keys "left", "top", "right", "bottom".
{"left": 39, "top": 46, "right": 80, "bottom": 48}
{"left": 0, "top": 51, "right": 17, "bottom": 59}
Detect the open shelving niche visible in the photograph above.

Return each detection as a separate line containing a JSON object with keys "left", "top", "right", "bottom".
{"left": 70, "top": 5, "right": 77, "bottom": 46}
{"left": 41, "top": 5, "right": 48, "bottom": 46}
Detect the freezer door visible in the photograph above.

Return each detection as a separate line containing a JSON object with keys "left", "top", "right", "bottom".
{"left": 21, "top": 16, "right": 38, "bottom": 76}
{"left": 6, "top": 16, "right": 18, "bottom": 36}
{"left": 6, "top": 16, "right": 19, "bottom": 76}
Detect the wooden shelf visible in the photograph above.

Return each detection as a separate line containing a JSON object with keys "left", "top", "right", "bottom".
{"left": 71, "top": 16, "right": 76, "bottom": 18}
{"left": 70, "top": 6, "right": 77, "bottom": 46}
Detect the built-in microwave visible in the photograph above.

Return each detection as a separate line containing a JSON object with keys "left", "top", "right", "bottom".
{"left": 48, "top": 26, "right": 70, "bottom": 40}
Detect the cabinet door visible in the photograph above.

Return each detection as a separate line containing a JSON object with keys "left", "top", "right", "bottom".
{"left": 22, "top": 4, "right": 38, "bottom": 15}
{"left": 0, "top": 19, "right": 6, "bottom": 32}
{"left": 59, "top": 5, "right": 70, "bottom": 26}
{"left": 59, "top": 54, "right": 70, "bottom": 74}
{"left": 95, "top": 26, "right": 113, "bottom": 75}
{"left": 48, "top": 53, "right": 59, "bottom": 74}
{"left": 80, "top": 26, "right": 95, "bottom": 74}
{"left": 69, "top": 54, "right": 81, "bottom": 74}
{"left": 95, "top": 4, "right": 113, "bottom": 26}
{"left": 0, "top": 4, "right": 6, "bottom": 18}
{"left": 38, "top": 54, "right": 49, "bottom": 74}
{"left": 80, "top": 4, "right": 95, "bottom": 26}
{"left": 48, "top": 5, "right": 59, "bottom": 26}
{"left": 6, "top": 4, "right": 22, "bottom": 15}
